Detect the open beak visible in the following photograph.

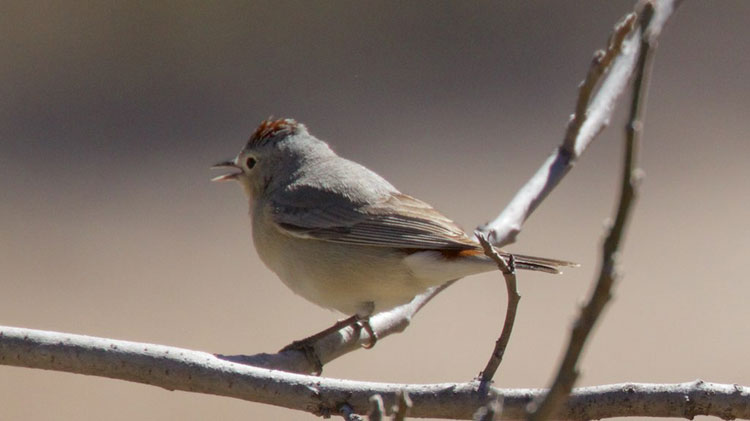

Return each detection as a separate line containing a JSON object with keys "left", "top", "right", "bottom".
{"left": 211, "top": 160, "right": 241, "bottom": 182}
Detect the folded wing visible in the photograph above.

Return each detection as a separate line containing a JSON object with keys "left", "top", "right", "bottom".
{"left": 270, "top": 187, "right": 477, "bottom": 250}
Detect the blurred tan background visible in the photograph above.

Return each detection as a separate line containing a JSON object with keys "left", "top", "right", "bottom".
{"left": 2, "top": 1, "right": 749, "bottom": 420}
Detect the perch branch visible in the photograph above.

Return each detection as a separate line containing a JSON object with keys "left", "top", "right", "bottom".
{"left": 1, "top": 326, "right": 748, "bottom": 419}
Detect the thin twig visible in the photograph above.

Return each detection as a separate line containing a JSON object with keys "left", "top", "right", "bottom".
{"left": 476, "top": 234, "right": 521, "bottom": 390}
{"left": 528, "top": 3, "right": 660, "bottom": 420}
{"left": 563, "top": 12, "right": 638, "bottom": 153}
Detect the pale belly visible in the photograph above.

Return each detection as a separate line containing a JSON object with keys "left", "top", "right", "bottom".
{"left": 252, "top": 220, "right": 436, "bottom": 315}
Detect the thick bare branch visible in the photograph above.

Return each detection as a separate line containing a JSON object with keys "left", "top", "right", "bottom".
{"left": 1, "top": 326, "right": 748, "bottom": 419}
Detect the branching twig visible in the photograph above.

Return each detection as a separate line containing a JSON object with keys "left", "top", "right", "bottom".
{"left": 562, "top": 13, "right": 638, "bottom": 153}
{"left": 1, "top": 326, "right": 748, "bottom": 419}
{"left": 528, "top": 3, "right": 663, "bottom": 420}
{"left": 476, "top": 234, "right": 520, "bottom": 389}
{"left": 476, "top": 9, "right": 643, "bottom": 247}
{"left": 470, "top": 0, "right": 675, "bottom": 395}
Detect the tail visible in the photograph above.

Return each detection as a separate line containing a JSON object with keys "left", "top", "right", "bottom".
{"left": 499, "top": 252, "right": 579, "bottom": 274}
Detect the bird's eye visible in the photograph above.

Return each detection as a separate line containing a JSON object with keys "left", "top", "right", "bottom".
{"left": 245, "top": 157, "right": 257, "bottom": 169}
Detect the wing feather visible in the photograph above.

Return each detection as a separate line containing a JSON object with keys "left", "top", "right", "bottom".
{"left": 271, "top": 189, "right": 476, "bottom": 250}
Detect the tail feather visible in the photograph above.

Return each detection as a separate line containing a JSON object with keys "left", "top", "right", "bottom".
{"left": 499, "top": 252, "right": 579, "bottom": 274}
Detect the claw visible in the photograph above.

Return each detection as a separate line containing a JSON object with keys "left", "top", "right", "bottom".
{"left": 357, "top": 319, "right": 378, "bottom": 349}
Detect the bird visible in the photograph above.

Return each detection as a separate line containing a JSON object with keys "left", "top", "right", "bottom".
{"left": 213, "top": 118, "right": 575, "bottom": 348}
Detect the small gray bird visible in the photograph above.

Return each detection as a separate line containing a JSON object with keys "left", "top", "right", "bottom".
{"left": 213, "top": 118, "right": 574, "bottom": 346}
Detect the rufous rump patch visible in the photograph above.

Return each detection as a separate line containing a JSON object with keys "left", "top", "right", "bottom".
{"left": 402, "top": 248, "right": 483, "bottom": 259}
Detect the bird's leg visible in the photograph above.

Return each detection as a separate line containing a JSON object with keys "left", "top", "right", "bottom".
{"left": 281, "top": 302, "right": 378, "bottom": 349}
{"left": 278, "top": 315, "right": 359, "bottom": 375}
{"left": 280, "top": 314, "right": 359, "bottom": 351}
{"left": 279, "top": 310, "right": 378, "bottom": 367}
{"left": 355, "top": 301, "right": 377, "bottom": 349}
